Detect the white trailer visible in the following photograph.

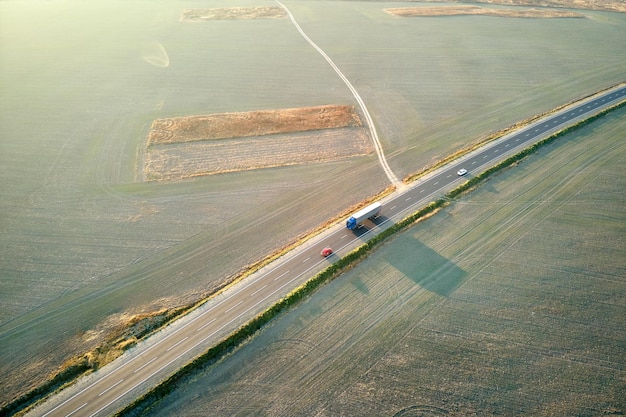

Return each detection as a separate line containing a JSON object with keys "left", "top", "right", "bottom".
{"left": 345, "top": 202, "right": 382, "bottom": 230}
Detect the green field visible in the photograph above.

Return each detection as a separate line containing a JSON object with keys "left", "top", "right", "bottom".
{"left": 1, "top": 0, "right": 625, "bottom": 406}
{"left": 147, "top": 106, "right": 626, "bottom": 416}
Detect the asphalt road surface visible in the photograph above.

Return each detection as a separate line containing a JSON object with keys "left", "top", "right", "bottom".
{"left": 28, "top": 85, "right": 625, "bottom": 417}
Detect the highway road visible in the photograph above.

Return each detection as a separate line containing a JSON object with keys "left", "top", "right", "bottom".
{"left": 28, "top": 85, "right": 625, "bottom": 417}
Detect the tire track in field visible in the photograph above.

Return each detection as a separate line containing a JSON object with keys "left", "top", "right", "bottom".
{"left": 275, "top": 0, "right": 401, "bottom": 187}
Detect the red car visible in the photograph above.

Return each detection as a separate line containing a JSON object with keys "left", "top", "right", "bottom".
{"left": 321, "top": 247, "right": 333, "bottom": 257}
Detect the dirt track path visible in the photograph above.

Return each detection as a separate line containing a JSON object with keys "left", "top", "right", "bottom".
{"left": 275, "top": 0, "right": 401, "bottom": 187}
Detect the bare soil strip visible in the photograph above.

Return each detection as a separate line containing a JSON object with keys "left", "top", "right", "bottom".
{"left": 181, "top": 7, "right": 286, "bottom": 21}
{"left": 385, "top": 5, "right": 583, "bottom": 18}
{"left": 147, "top": 105, "right": 362, "bottom": 146}
{"left": 416, "top": 0, "right": 626, "bottom": 14}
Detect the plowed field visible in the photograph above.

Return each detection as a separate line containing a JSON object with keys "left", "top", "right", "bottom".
{"left": 145, "top": 128, "right": 371, "bottom": 180}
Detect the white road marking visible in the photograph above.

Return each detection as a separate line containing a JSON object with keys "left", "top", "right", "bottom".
{"left": 250, "top": 285, "right": 267, "bottom": 297}
{"left": 390, "top": 205, "right": 396, "bottom": 211}
{"left": 224, "top": 300, "right": 243, "bottom": 313}
{"left": 433, "top": 182, "right": 439, "bottom": 185}
{"left": 420, "top": 189, "right": 425, "bottom": 193}
{"left": 302, "top": 257, "right": 310, "bottom": 263}
{"left": 98, "top": 380, "right": 124, "bottom": 397}
{"left": 273, "top": 270, "right": 290, "bottom": 281}
{"left": 341, "top": 234, "right": 347, "bottom": 239}
{"left": 166, "top": 337, "right": 189, "bottom": 352}
{"left": 406, "top": 196, "right": 411, "bottom": 201}
{"left": 65, "top": 403, "right": 88, "bottom": 417}
{"left": 134, "top": 357, "right": 157, "bottom": 373}
{"left": 196, "top": 317, "right": 217, "bottom": 332}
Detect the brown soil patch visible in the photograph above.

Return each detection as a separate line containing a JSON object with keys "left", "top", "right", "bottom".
{"left": 148, "top": 105, "right": 362, "bottom": 146}
{"left": 416, "top": 0, "right": 626, "bottom": 14}
{"left": 385, "top": 5, "right": 583, "bottom": 18}
{"left": 181, "top": 7, "right": 286, "bottom": 21}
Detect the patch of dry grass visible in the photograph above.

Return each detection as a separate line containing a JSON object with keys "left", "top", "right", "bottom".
{"left": 385, "top": 5, "right": 583, "bottom": 18}
{"left": 2, "top": 303, "right": 195, "bottom": 416}
{"left": 181, "top": 7, "right": 286, "bottom": 21}
{"left": 147, "top": 105, "right": 362, "bottom": 145}
{"left": 416, "top": 0, "right": 626, "bottom": 14}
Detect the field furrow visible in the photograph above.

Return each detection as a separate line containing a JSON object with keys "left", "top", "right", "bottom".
{"left": 144, "top": 127, "right": 371, "bottom": 180}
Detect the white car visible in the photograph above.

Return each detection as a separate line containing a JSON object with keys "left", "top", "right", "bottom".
{"left": 457, "top": 168, "right": 468, "bottom": 176}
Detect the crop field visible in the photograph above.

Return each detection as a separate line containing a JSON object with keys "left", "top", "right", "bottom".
{"left": 1, "top": 0, "right": 626, "bottom": 408}
{"left": 148, "top": 107, "right": 626, "bottom": 416}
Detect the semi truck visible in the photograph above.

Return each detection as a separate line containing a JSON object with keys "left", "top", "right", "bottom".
{"left": 346, "top": 202, "right": 382, "bottom": 230}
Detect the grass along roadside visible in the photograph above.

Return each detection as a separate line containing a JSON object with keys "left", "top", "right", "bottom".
{"left": 2, "top": 307, "right": 193, "bottom": 417}
{"left": 112, "top": 99, "right": 625, "bottom": 417}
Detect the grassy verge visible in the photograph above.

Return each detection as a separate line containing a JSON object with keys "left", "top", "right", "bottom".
{"left": 0, "top": 361, "right": 91, "bottom": 417}
{"left": 114, "top": 99, "right": 624, "bottom": 417}
{"left": 2, "top": 307, "right": 192, "bottom": 417}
